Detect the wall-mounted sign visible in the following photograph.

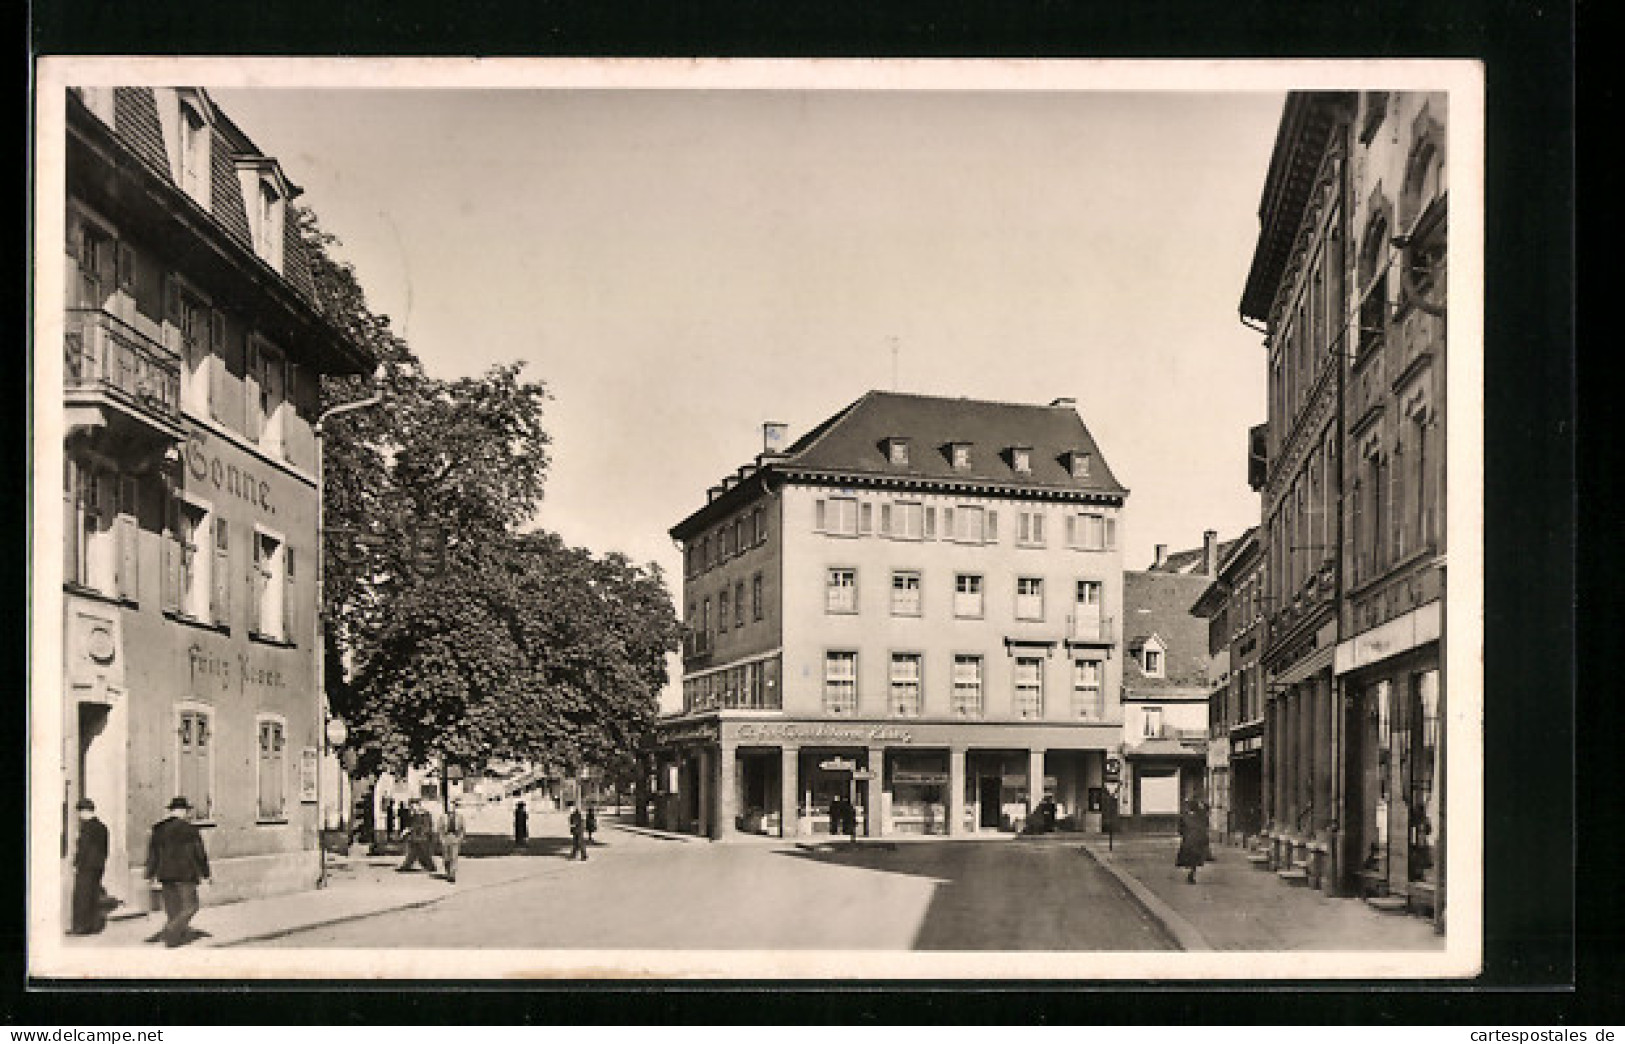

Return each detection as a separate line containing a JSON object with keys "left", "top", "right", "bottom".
{"left": 736, "top": 722, "right": 913, "bottom": 744}
{"left": 893, "top": 771, "right": 948, "bottom": 786}
{"left": 656, "top": 722, "right": 719, "bottom": 746}
{"left": 299, "top": 748, "right": 319, "bottom": 802}
{"left": 1103, "top": 756, "right": 1122, "bottom": 782}
{"left": 819, "top": 757, "right": 858, "bottom": 773}
{"left": 186, "top": 430, "right": 276, "bottom": 516}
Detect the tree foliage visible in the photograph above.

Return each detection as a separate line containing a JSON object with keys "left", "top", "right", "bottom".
{"left": 299, "top": 206, "right": 678, "bottom": 778}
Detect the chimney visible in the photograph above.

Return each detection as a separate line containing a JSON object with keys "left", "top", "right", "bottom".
{"left": 1203, "top": 529, "right": 1219, "bottom": 577}
{"left": 762, "top": 421, "right": 788, "bottom": 456}
{"left": 1153, "top": 544, "right": 1168, "bottom": 570}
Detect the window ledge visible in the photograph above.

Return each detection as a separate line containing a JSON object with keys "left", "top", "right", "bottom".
{"left": 248, "top": 631, "right": 296, "bottom": 648}
{"left": 63, "top": 583, "right": 135, "bottom": 609}
{"left": 256, "top": 817, "right": 290, "bottom": 826}
{"left": 165, "top": 611, "right": 229, "bottom": 635}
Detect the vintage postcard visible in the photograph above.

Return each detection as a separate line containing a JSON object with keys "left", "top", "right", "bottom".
{"left": 30, "top": 57, "right": 1483, "bottom": 980}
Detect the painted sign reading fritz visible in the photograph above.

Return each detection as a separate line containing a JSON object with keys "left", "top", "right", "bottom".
{"left": 188, "top": 644, "right": 289, "bottom": 693}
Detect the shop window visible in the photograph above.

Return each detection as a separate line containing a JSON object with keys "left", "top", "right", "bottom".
{"left": 889, "top": 654, "right": 923, "bottom": 717}
{"left": 1408, "top": 670, "right": 1441, "bottom": 886}
{"left": 890, "top": 571, "right": 921, "bottom": 616}
{"left": 825, "top": 568, "right": 857, "bottom": 614}
{"left": 823, "top": 651, "right": 857, "bottom": 714}
{"left": 952, "top": 655, "right": 983, "bottom": 717}
{"left": 953, "top": 573, "right": 984, "bottom": 618}
{"left": 1014, "top": 657, "right": 1045, "bottom": 719}
{"left": 175, "top": 707, "right": 214, "bottom": 820}
{"left": 256, "top": 717, "right": 287, "bottom": 820}
{"left": 1015, "top": 577, "right": 1044, "bottom": 621}
{"left": 1072, "top": 659, "right": 1104, "bottom": 719}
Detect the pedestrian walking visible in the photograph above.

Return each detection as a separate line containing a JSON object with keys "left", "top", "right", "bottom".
{"left": 143, "top": 796, "right": 211, "bottom": 947}
{"left": 1175, "top": 795, "right": 1211, "bottom": 883}
{"left": 585, "top": 806, "right": 598, "bottom": 843}
{"left": 439, "top": 798, "right": 467, "bottom": 883}
{"left": 396, "top": 798, "right": 438, "bottom": 873}
{"left": 513, "top": 800, "right": 529, "bottom": 848}
{"left": 568, "top": 804, "right": 588, "bottom": 861}
{"left": 383, "top": 797, "right": 396, "bottom": 842}
{"left": 70, "top": 798, "right": 109, "bottom": 935}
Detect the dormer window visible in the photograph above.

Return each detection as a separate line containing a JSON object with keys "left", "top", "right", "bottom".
{"left": 950, "top": 442, "right": 972, "bottom": 470}
{"left": 884, "top": 437, "right": 911, "bottom": 466}
{"left": 255, "top": 178, "right": 285, "bottom": 270}
{"left": 177, "top": 99, "right": 211, "bottom": 208}
{"left": 1065, "top": 450, "right": 1092, "bottom": 479}
{"left": 1011, "top": 446, "right": 1033, "bottom": 474}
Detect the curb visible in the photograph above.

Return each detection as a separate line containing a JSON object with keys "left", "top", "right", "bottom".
{"left": 606, "top": 823, "right": 701, "bottom": 842}
{"left": 1078, "top": 843, "right": 1213, "bottom": 952}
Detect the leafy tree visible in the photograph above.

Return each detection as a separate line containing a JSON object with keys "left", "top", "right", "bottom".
{"left": 298, "top": 206, "right": 676, "bottom": 787}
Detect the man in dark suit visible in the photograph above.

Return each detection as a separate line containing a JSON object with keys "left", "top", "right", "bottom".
{"left": 144, "top": 796, "right": 211, "bottom": 947}
{"left": 397, "top": 798, "right": 438, "bottom": 872}
{"left": 70, "top": 797, "right": 109, "bottom": 935}
{"left": 568, "top": 804, "right": 588, "bottom": 861}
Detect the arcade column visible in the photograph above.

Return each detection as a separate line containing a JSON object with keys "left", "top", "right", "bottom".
{"left": 947, "top": 746, "right": 967, "bottom": 837}
{"left": 714, "top": 741, "right": 738, "bottom": 840}
{"left": 780, "top": 744, "right": 800, "bottom": 839}
{"left": 866, "top": 746, "right": 887, "bottom": 837}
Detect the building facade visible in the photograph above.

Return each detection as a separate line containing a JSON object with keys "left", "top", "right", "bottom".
{"left": 1191, "top": 526, "right": 1265, "bottom": 845}
{"left": 1119, "top": 533, "right": 1229, "bottom": 832}
{"left": 1239, "top": 90, "right": 1446, "bottom": 924}
{"left": 59, "top": 86, "right": 371, "bottom": 921}
{"left": 654, "top": 391, "right": 1127, "bottom": 839}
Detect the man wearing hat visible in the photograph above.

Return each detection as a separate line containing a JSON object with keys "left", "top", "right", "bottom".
{"left": 438, "top": 797, "right": 467, "bottom": 883}
{"left": 144, "top": 796, "right": 211, "bottom": 947}
{"left": 69, "top": 797, "right": 109, "bottom": 935}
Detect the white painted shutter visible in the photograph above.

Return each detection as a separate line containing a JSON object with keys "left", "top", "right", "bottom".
{"left": 212, "top": 516, "right": 231, "bottom": 627}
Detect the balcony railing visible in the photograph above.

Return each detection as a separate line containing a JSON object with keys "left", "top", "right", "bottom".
{"left": 1066, "top": 614, "right": 1115, "bottom": 644}
{"left": 64, "top": 308, "right": 182, "bottom": 432}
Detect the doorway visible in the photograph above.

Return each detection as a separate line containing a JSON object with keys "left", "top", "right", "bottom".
{"left": 978, "top": 777, "right": 1001, "bottom": 829}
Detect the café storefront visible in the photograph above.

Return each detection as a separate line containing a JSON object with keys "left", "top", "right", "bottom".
{"left": 650, "top": 715, "right": 1119, "bottom": 840}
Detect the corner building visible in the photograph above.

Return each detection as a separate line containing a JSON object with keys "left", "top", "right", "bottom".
{"left": 655, "top": 392, "right": 1127, "bottom": 839}
{"left": 59, "top": 87, "right": 372, "bottom": 921}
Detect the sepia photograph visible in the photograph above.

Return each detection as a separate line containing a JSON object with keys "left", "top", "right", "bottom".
{"left": 30, "top": 58, "right": 1483, "bottom": 982}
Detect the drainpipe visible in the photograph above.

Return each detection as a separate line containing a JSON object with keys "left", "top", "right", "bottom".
{"left": 314, "top": 391, "right": 383, "bottom": 888}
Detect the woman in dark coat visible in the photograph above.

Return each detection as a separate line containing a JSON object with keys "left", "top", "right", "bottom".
{"left": 1175, "top": 796, "right": 1211, "bottom": 883}
{"left": 513, "top": 800, "right": 529, "bottom": 848}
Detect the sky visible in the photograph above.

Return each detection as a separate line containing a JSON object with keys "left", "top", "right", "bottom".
{"left": 207, "top": 81, "right": 1285, "bottom": 699}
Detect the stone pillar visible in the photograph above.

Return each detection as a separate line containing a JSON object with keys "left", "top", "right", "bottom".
{"left": 780, "top": 745, "right": 800, "bottom": 839}
{"left": 866, "top": 746, "right": 887, "bottom": 837}
{"left": 947, "top": 746, "right": 967, "bottom": 836}
{"left": 715, "top": 741, "right": 738, "bottom": 840}
{"left": 697, "top": 748, "right": 712, "bottom": 838}
{"left": 1028, "top": 748, "right": 1047, "bottom": 822}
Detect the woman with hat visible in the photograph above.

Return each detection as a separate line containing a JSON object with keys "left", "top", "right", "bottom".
{"left": 144, "top": 796, "right": 212, "bottom": 947}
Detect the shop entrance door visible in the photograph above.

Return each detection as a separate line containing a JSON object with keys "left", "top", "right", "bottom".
{"left": 978, "top": 777, "right": 1001, "bottom": 829}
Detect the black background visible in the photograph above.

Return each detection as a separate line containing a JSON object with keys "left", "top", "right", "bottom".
{"left": 19, "top": 0, "right": 1589, "bottom": 1025}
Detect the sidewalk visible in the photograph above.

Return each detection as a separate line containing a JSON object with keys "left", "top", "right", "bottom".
{"left": 1081, "top": 837, "right": 1446, "bottom": 951}
{"left": 63, "top": 838, "right": 576, "bottom": 950}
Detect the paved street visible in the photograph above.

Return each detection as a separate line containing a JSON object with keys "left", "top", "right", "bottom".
{"left": 257, "top": 820, "right": 1174, "bottom": 951}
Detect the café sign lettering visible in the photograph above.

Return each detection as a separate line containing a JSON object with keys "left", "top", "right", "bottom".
{"left": 735, "top": 722, "right": 914, "bottom": 744}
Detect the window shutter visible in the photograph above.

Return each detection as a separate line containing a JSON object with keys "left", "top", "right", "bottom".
{"left": 161, "top": 495, "right": 181, "bottom": 613}
{"left": 880, "top": 503, "right": 892, "bottom": 536}
{"left": 63, "top": 469, "right": 79, "bottom": 584}
{"left": 1352, "top": 481, "right": 1366, "bottom": 582}
{"left": 1104, "top": 516, "right": 1117, "bottom": 550}
{"left": 943, "top": 507, "right": 954, "bottom": 536}
{"left": 283, "top": 546, "right": 296, "bottom": 643}
{"left": 212, "top": 516, "right": 231, "bottom": 627}
{"left": 164, "top": 275, "right": 182, "bottom": 342}
{"left": 1389, "top": 446, "right": 1405, "bottom": 560}
{"left": 116, "top": 478, "right": 139, "bottom": 601}
{"left": 924, "top": 506, "right": 936, "bottom": 538}
{"left": 1034, "top": 513, "right": 1046, "bottom": 545}
{"left": 245, "top": 338, "right": 263, "bottom": 438}
{"left": 1066, "top": 514, "right": 1078, "bottom": 547}
{"left": 859, "top": 502, "right": 873, "bottom": 535}
{"left": 987, "top": 510, "right": 999, "bottom": 543}
{"left": 116, "top": 242, "right": 136, "bottom": 292}
{"left": 814, "top": 499, "right": 826, "bottom": 532}
{"left": 208, "top": 312, "right": 228, "bottom": 421}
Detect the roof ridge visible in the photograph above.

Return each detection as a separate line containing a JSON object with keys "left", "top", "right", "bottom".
{"left": 783, "top": 389, "right": 875, "bottom": 462}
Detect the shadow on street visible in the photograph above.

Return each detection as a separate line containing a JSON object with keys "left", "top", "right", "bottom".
{"left": 775, "top": 839, "right": 1173, "bottom": 950}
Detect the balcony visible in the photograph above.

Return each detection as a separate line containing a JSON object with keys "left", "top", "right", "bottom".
{"left": 64, "top": 309, "right": 185, "bottom": 443}
{"left": 1065, "top": 614, "right": 1116, "bottom": 648}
